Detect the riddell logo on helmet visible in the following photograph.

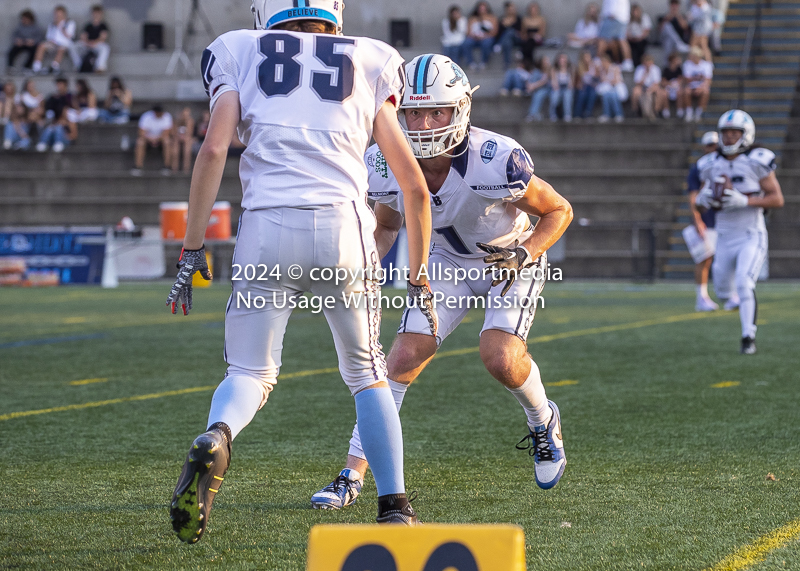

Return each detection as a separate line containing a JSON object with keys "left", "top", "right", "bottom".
{"left": 409, "top": 94, "right": 432, "bottom": 101}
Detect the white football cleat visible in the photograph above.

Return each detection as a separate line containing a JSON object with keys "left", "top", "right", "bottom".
{"left": 724, "top": 298, "right": 740, "bottom": 311}
{"left": 695, "top": 297, "right": 719, "bottom": 312}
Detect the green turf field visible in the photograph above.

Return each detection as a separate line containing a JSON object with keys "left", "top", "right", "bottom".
{"left": 1, "top": 282, "right": 799, "bottom": 570}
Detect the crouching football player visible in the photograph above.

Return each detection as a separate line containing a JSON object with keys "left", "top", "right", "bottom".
{"left": 310, "top": 54, "right": 573, "bottom": 510}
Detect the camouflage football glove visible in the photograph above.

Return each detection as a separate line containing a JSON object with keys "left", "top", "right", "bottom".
{"left": 477, "top": 240, "right": 531, "bottom": 297}
{"left": 166, "top": 247, "right": 212, "bottom": 315}
{"left": 408, "top": 281, "right": 438, "bottom": 337}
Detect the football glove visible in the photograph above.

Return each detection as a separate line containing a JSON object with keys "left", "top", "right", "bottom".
{"left": 408, "top": 281, "right": 438, "bottom": 337}
{"left": 166, "top": 247, "right": 212, "bottom": 315}
{"left": 695, "top": 185, "right": 721, "bottom": 211}
{"left": 477, "top": 240, "right": 531, "bottom": 297}
{"left": 721, "top": 188, "right": 749, "bottom": 210}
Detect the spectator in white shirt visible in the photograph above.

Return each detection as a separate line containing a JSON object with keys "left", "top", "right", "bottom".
{"left": 442, "top": 5, "right": 468, "bottom": 65}
{"left": 32, "top": 6, "right": 78, "bottom": 74}
{"left": 688, "top": 0, "right": 713, "bottom": 62}
{"left": 132, "top": 105, "right": 173, "bottom": 176}
{"left": 595, "top": 54, "right": 626, "bottom": 122}
{"left": 632, "top": 54, "right": 666, "bottom": 119}
{"left": 567, "top": 3, "right": 600, "bottom": 49}
{"left": 627, "top": 4, "right": 652, "bottom": 67}
{"left": 597, "top": 0, "right": 634, "bottom": 71}
{"left": 680, "top": 46, "right": 713, "bottom": 121}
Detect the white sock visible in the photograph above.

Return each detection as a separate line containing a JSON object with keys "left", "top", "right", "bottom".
{"left": 696, "top": 284, "right": 709, "bottom": 300}
{"left": 50, "top": 61, "right": 60, "bottom": 71}
{"left": 32, "top": 61, "right": 42, "bottom": 72}
{"left": 207, "top": 375, "right": 266, "bottom": 440}
{"left": 739, "top": 288, "right": 758, "bottom": 339}
{"left": 507, "top": 358, "right": 551, "bottom": 429}
{"left": 348, "top": 379, "right": 408, "bottom": 460}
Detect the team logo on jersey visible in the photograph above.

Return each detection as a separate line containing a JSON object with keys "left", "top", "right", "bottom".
{"left": 480, "top": 140, "right": 498, "bottom": 164}
{"left": 375, "top": 150, "right": 389, "bottom": 179}
{"left": 447, "top": 63, "right": 468, "bottom": 87}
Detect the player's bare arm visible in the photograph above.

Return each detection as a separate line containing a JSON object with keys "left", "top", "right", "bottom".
{"left": 512, "top": 174, "right": 574, "bottom": 260}
{"left": 374, "top": 202, "right": 404, "bottom": 260}
{"left": 165, "top": 91, "right": 240, "bottom": 315}
{"left": 687, "top": 190, "right": 707, "bottom": 237}
{"left": 749, "top": 172, "right": 785, "bottom": 210}
{"left": 372, "top": 100, "right": 431, "bottom": 286}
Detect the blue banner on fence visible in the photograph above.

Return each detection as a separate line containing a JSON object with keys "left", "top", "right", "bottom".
{"left": 0, "top": 228, "right": 106, "bottom": 285}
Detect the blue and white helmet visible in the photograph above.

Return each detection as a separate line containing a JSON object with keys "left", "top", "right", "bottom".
{"left": 251, "top": 0, "right": 344, "bottom": 34}
{"left": 399, "top": 54, "right": 479, "bottom": 159}
{"left": 717, "top": 109, "right": 755, "bottom": 156}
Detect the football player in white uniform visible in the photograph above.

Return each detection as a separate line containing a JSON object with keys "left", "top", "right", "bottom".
{"left": 695, "top": 110, "right": 784, "bottom": 354}
{"left": 165, "top": 0, "right": 437, "bottom": 542}
{"left": 310, "top": 54, "right": 573, "bottom": 510}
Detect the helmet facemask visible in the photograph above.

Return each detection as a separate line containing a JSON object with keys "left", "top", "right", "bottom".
{"left": 399, "top": 96, "right": 472, "bottom": 159}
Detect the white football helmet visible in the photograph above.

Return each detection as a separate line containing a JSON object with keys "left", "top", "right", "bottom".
{"left": 399, "top": 54, "right": 479, "bottom": 159}
{"left": 251, "top": 0, "right": 344, "bottom": 34}
{"left": 717, "top": 109, "right": 755, "bottom": 156}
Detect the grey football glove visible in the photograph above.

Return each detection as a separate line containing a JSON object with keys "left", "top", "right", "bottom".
{"left": 477, "top": 240, "right": 530, "bottom": 297}
{"left": 408, "top": 281, "right": 438, "bottom": 337}
{"left": 166, "top": 247, "right": 212, "bottom": 315}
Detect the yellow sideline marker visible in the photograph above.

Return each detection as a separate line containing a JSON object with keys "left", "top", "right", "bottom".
{"left": 547, "top": 380, "right": 579, "bottom": 387}
{"left": 306, "top": 524, "right": 525, "bottom": 571}
{"left": 703, "top": 519, "right": 800, "bottom": 571}
{"left": 69, "top": 377, "right": 109, "bottom": 386}
{"left": 711, "top": 381, "right": 741, "bottom": 388}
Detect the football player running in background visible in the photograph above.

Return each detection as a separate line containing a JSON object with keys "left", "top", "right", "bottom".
{"left": 685, "top": 131, "right": 720, "bottom": 311}
{"left": 311, "top": 54, "right": 573, "bottom": 511}
{"left": 695, "top": 110, "right": 784, "bottom": 354}
{"left": 166, "top": 0, "right": 436, "bottom": 542}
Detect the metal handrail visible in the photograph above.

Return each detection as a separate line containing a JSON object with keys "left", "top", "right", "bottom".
{"left": 736, "top": 24, "right": 756, "bottom": 108}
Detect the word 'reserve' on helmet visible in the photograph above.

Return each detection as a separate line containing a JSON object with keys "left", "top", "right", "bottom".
{"left": 251, "top": 0, "right": 344, "bottom": 34}
{"left": 400, "top": 54, "right": 479, "bottom": 159}
{"left": 717, "top": 109, "right": 755, "bottom": 157}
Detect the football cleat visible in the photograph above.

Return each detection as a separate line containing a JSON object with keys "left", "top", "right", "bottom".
{"left": 516, "top": 400, "right": 566, "bottom": 490}
{"left": 376, "top": 492, "right": 419, "bottom": 525}
{"left": 170, "top": 428, "right": 231, "bottom": 543}
{"left": 310, "top": 469, "right": 362, "bottom": 510}
{"left": 695, "top": 297, "right": 719, "bottom": 312}
{"left": 724, "top": 298, "right": 740, "bottom": 311}
{"left": 741, "top": 337, "right": 756, "bottom": 355}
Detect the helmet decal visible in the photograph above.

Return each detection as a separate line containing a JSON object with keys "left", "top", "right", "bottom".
{"left": 448, "top": 63, "right": 468, "bottom": 87}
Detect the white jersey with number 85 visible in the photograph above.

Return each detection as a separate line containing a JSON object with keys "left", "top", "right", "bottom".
{"left": 202, "top": 29, "right": 405, "bottom": 210}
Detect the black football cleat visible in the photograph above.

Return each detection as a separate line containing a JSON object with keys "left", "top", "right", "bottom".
{"left": 376, "top": 492, "right": 419, "bottom": 526}
{"left": 170, "top": 428, "right": 231, "bottom": 543}
{"left": 740, "top": 337, "right": 756, "bottom": 355}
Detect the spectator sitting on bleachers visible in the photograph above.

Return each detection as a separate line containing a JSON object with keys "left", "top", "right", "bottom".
{"left": 659, "top": 0, "right": 690, "bottom": 64}
{"left": 73, "top": 79, "right": 98, "bottom": 123}
{"left": 37, "top": 78, "right": 77, "bottom": 152}
{"left": 520, "top": 2, "right": 546, "bottom": 62}
{"left": 32, "top": 6, "right": 77, "bottom": 74}
{"left": 632, "top": 54, "right": 664, "bottom": 119}
{"left": 549, "top": 53, "right": 574, "bottom": 122}
{"left": 595, "top": 54, "right": 626, "bottom": 122}
{"left": 524, "top": 55, "right": 552, "bottom": 121}
{"left": 192, "top": 110, "right": 210, "bottom": 155}
{"left": 17, "top": 79, "right": 45, "bottom": 122}
{"left": 4, "top": 103, "right": 33, "bottom": 150}
{"left": 627, "top": 4, "right": 652, "bottom": 67}
{"left": 98, "top": 77, "right": 133, "bottom": 124}
{"left": 75, "top": 5, "right": 111, "bottom": 73}
{"left": 496, "top": 2, "right": 522, "bottom": 69}
{"left": 131, "top": 105, "right": 173, "bottom": 176}
{"left": 598, "top": 0, "right": 634, "bottom": 71}
{"left": 172, "top": 107, "right": 195, "bottom": 173}
{"left": 688, "top": 0, "right": 713, "bottom": 62}
{"left": 463, "top": 1, "right": 498, "bottom": 70}
{"left": 660, "top": 51, "right": 682, "bottom": 118}
{"left": 441, "top": 6, "right": 468, "bottom": 65}
{"left": 7, "top": 10, "right": 43, "bottom": 73}
{"left": 574, "top": 50, "right": 600, "bottom": 119}
{"left": 680, "top": 46, "right": 712, "bottom": 122}
{"left": 1, "top": 82, "right": 17, "bottom": 124}
{"left": 499, "top": 57, "right": 532, "bottom": 96}
{"left": 567, "top": 3, "right": 600, "bottom": 50}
